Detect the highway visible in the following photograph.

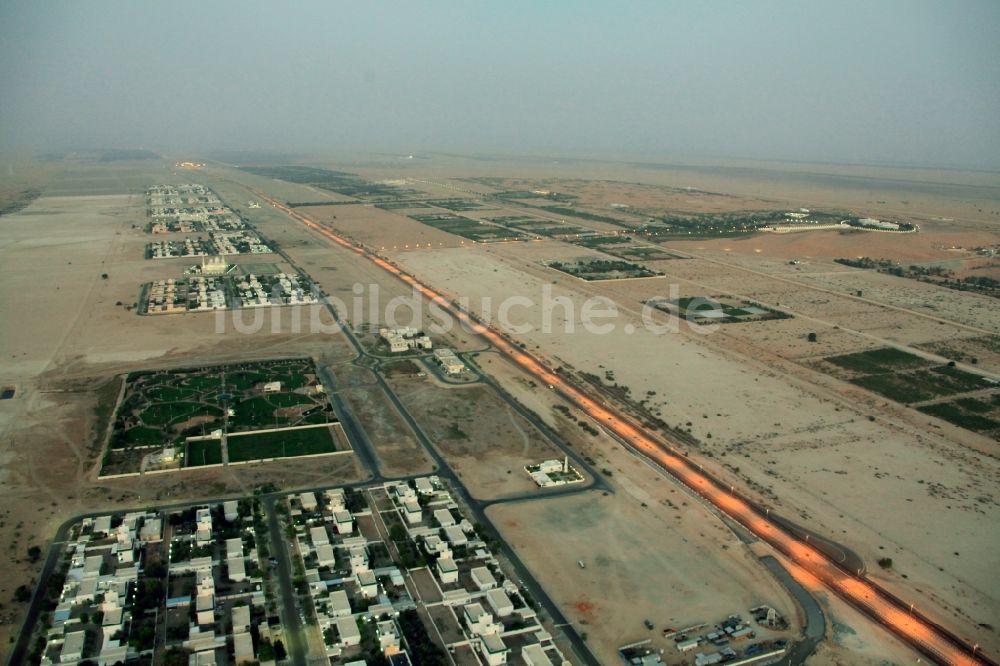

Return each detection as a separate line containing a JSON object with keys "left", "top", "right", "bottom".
{"left": 260, "top": 194, "right": 995, "bottom": 666}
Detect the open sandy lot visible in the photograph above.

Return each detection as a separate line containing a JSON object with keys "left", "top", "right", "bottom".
{"left": 331, "top": 362, "right": 436, "bottom": 477}
{"left": 393, "top": 241, "right": 1000, "bottom": 653}
{"left": 388, "top": 375, "right": 572, "bottom": 501}
{"left": 488, "top": 488, "right": 798, "bottom": 664}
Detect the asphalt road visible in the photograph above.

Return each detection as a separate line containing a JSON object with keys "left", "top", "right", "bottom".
{"left": 760, "top": 556, "right": 826, "bottom": 666}
{"left": 264, "top": 496, "right": 308, "bottom": 666}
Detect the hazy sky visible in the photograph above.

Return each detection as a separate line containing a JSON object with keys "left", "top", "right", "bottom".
{"left": 2, "top": 1, "right": 998, "bottom": 169}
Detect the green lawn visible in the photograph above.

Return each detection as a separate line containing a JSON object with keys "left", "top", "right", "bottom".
{"left": 140, "top": 401, "right": 222, "bottom": 426}
{"left": 231, "top": 396, "right": 287, "bottom": 428}
{"left": 185, "top": 439, "right": 223, "bottom": 466}
{"left": 268, "top": 392, "right": 314, "bottom": 408}
{"left": 182, "top": 375, "right": 224, "bottom": 390}
{"left": 227, "top": 426, "right": 336, "bottom": 462}
{"left": 145, "top": 385, "right": 197, "bottom": 402}
{"left": 227, "top": 371, "right": 267, "bottom": 392}
{"left": 121, "top": 426, "right": 163, "bottom": 446}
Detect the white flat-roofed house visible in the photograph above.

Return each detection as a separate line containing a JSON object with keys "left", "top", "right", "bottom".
{"left": 82, "top": 554, "right": 104, "bottom": 579}
{"left": 223, "top": 500, "right": 239, "bottom": 522}
{"left": 470, "top": 566, "right": 496, "bottom": 592}
{"left": 485, "top": 588, "right": 514, "bottom": 617}
{"left": 521, "top": 644, "right": 553, "bottom": 666}
{"left": 443, "top": 525, "right": 467, "bottom": 547}
{"left": 378, "top": 620, "right": 399, "bottom": 651}
{"left": 61, "top": 631, "right": 86, "bottom": 663}
{"left": 195, "top": 508, "right": 213, "bottom": 545}
{"left": 231, "top": 605, "right": 251, "bottom": 634}
{"left": 333, "top": 510, "right": 354, "bottom": 534}
{"left": 326, "top": 488, "right": 346, "bottom": 511}
{"left": 316, "top": 543, "right": 336, "bottom": 568}
{"left": 328, "top": 589, "right": 352, "bottom": 618}
{"left": 310, "top": 525, "right": 330, "bottom": 547}
{"left": 463, "top": 603, "right": 496, "bottom": 636}
{"left": 93, "top": 515, "right": 112, "bottom": 536}
{"left": 195, "top": 591, "right": 215, "bottom": 626}
{"left": 227, "top": 556, "right": 246, "bottom": 582}
{"left": 234, "top": 632, "right": 255, "bottom": 664}
{"left": 299, "top": 492, "right": 318, "bottom": 511}
{"left": 478, "top": 632, "right": 509, "bottom": 666}
{"left": 437, "top": 557, "right": 458, "bottom": 584}
{"left": 139, "top": 517, "right": 162, "bottom": 542}
{"left": 423, "top": 534, "right": 445, "bottom": 555}
{"left": 349, "top": 545, "right": 368, "bottom": 573}
{"left": 433, "top": 509, "right": 455, "bottom": 527}
{"left": 414, "top": 477, "right": 434, "bottom": 495}
{"left": 357, "top": 570, "right": 378, "bottom": 599}
{"left": 337, "top": 616, "right": 361, "bottom": 647}
{"left": 402, "top": 499, "right": 422, "bottom": 525}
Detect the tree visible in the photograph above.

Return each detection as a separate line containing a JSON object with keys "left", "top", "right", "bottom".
{"left": 258, "top": 641, "right": 275, "bottom": 661}
{"left": 101, "top": 273, "right": 109, "bottom": 280}
{"left": 14, "top": 585, "right": 32, "bottom": 603}
{"left": 27, "top": 545, "right": 42, "bottom": 562}
{"left": 162, "top": 647, "right": 191, "bottom": 666}
{"left": 807, "top": 332, "right": 817, "bottom": 343}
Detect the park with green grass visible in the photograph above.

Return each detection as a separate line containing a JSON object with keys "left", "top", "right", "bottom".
{"left": 102, "top": 358, "right": 344, "bottom": 475}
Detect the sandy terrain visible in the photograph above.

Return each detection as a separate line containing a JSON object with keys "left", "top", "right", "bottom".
{"left": 330, "top": 362, "right": 436, "bottom": 477}
{"left": 488, "top": 488, "right": 801, "bottom": 665}
{"left": 387, "top": 376, "right": 572, "bottom": 501}
{"left": 393, "top": 243, "right": 1000, "bottom": 654}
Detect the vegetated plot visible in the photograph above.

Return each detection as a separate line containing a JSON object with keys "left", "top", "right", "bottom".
{"left": 375, "top": 201, "right": 430, "bottom": 210}
{"left": 547, "top": 257, "right": 663, "bottom": 281}
{"left": 115, "top": 426, "right": 163, "bottom": 448}
{"left": 605, "top": 245, "right": 683, "bottom": 261}
{"left": 918, "top": 399, "right": 1000, "bottom": 435}
{"left": 846, "top": 363, "right": 993, "bottom": 405}
{"left": 646, "top": 296, "right": 791, "bottom": 324}
{"left": 426, "top": 198, "right": 483, "bottom": 211}
{"left": 185, "top": 439, "right": 223, "bottom": 467}
{"left": 826, "top": 347, "right": 933, "bottom": 374}
{"left": 568, "top": 234, "right": 635, "bottom": 249}
{"left": 643, "top": 209, "right": 846, "bottom": 238}
{"left": 238, "top": 262, "right": 282, "bottom": 276}
{"left": 537, "top": 204, "right": 634, "bottom": 228}
{"left": 226, "top": 426, "right": 337, "bottom": 462}
{"left": 140, "top": 401, "right": 222, "bottom": 426}
{"left": 237, "top": 165, "right": 423, "bottom": 201}
{"left": 485, "top": 216, "right": 589, "bottom": 237}
{"left": 409, "top": 213, "right": 529, "bottom": 243}
{"left": 230, "top": 396, "right": 290, "bottom": 429}
{"left": 103, "top": 358, "right": 331, "bottom": 475}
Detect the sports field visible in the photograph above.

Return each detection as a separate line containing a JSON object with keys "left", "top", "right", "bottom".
{"left": 227, "top": 425, "right": 338, "bottom": 462}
